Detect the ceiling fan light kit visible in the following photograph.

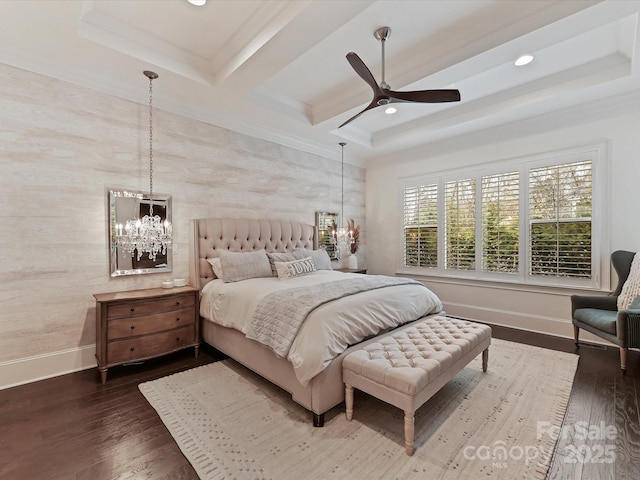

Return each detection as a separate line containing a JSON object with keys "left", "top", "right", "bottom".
{"left": 340, "top": 26, "right": 461, "bottom": 128}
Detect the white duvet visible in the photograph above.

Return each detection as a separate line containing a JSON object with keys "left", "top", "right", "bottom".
{"left": 200, "top": 270, "right": 443, "bottom": 386}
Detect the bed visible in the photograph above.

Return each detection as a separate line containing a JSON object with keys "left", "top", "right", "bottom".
{"left": 188, "top": 218, "right": 443, "bottom": 426}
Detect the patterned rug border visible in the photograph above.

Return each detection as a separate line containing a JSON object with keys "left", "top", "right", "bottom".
{"left": 139, "top": 339, "right": 578, "bottom": 480}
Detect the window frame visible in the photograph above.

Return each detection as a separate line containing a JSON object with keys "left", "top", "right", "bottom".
{"left": 398, "top": 142, "right": 609, "bottom": 290}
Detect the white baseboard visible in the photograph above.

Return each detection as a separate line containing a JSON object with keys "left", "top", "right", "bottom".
{"left": 444, "top": 302, "right": 610, "bottom": 347}
{"left": 0, "top": 344, "right": 97, "bottom": 390}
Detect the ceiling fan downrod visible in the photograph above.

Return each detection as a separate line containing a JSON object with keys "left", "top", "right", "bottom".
{"left": 374, "top": 26, "right": 391, "bottom": 90}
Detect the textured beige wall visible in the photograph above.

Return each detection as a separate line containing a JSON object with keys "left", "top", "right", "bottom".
{"left": 0, "top": 63, "right": 365, "bottom": 364}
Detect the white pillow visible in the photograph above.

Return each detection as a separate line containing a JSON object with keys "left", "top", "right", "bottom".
{"left": 295, "top": 248, "right": 333, "bottom": 271}
{"left": 618, "top": 253, "right": 640, "bottom": 310}
{"left": 217, "top": 249, "right": 272, "bottom": 283}
{"left": 275, "top": 257, "right": 317, "bottom": 279}
{"left": 206, "top": 257, "right": 223, "bottom": 279}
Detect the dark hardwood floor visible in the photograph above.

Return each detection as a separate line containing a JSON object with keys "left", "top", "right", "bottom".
{"left": 0, "top": 329, "right": 638, "bottom": 480}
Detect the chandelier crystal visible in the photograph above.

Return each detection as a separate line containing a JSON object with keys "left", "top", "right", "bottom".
{"left": 116, "top": 70, "right": 172, "bottom": 261}
{"left": 333, "top": 142, "right": 354, "bottom": 262}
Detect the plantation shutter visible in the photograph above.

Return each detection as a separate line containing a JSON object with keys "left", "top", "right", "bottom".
{"left": 529, "top": 160, "right": 592, "bottom": 278}
{"left": 481, "top": 171, "right": 519, "bottom": 273}
{"left": 403, "top": 184, "right": 438, "bottom": 268}
{"left": 444, "top": 179, "right": 476, "bottom": 271}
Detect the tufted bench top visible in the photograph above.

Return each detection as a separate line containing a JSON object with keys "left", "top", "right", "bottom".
{"left": 343, "top": 316, "right": 492, "bottom": 395}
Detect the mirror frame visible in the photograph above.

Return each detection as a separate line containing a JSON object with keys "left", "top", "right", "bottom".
{"left": 108, "top": 188, "right": 173, "bottom": 277}
{"left": 315, "top": 211, "right": 338, "bottom": 260}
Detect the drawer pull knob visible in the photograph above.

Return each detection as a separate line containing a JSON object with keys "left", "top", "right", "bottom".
{"left": 130, "top": 307, "right": 135, "bottom": 312}
{"left": 176, "top": 301, "right": 181, "bottom": 306}
{"left": 176, "top": 337, "right": 180, "bottom": 342}
{"left": 130, "top": 325, "right": 135, "bottom": 330}
{"left": 176, "top": 317, "right": 180, "bottom": 322}
{"left": 130, "top": 346, "right": 135, "bottom": 352}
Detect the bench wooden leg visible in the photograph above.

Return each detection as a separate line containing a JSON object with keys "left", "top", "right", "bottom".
{"left": 404, "top": 411, "right": 415, "bottom": 456}
{"left": 482, "top": 348, "right": 489, "bottom": 372}
{"left": 345, "top": 384, "right": 354, "bottom": 421}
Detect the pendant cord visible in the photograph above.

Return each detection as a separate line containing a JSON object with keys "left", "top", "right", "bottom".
{"left": 339, "top": 142, "right": 346, "bottom": 229}
{"left": 148, "top": 74, "right": 154, "bottom": 215}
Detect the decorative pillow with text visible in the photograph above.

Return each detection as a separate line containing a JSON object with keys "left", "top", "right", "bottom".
{"left": 266, "top": 251, "right": 304, "bottom": 276}
{"left": 274, "top": 257, "right": 317, "bottom": 279}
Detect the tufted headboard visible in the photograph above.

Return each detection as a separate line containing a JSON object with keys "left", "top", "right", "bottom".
{"left": 189, "top": 218, "right": 317, "bottom": 289}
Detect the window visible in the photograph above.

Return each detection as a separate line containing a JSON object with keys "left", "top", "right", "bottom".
{"left": 401, "top": 145, "right": 603, "bottom": 288}
{"left": 444, "top": 179, "right": 475, "bottom": 271}
{"left": 403, "top": 184, "right": 438, "bottom": 268}
{"left": 529, "top": 161, "right": 592, "bottom": 278}
{"left": 481, "top": 171, "right": 519, "bottom": 273}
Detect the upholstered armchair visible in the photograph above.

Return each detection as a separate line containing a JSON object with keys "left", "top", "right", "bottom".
{"left": 572, "top": 250, "right": 640, "bottom": 373}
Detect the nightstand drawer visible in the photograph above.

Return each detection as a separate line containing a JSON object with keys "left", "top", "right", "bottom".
{"left": 107, "top": 294, "right": 195, "bottom": 319}
{"left": 107, "top": 325, "right": 196, "bottom": 363}
{"left": 107, "top": 307, "right": 196, "bottom": 340}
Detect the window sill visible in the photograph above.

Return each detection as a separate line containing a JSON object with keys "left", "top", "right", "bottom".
{"left": 396, "top": 270, "right": 610, "bottom": 296}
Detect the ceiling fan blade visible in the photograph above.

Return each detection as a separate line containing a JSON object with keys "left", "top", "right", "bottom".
{"left": 385, "top": 88, "right": 461, "bottom": 103}
{"left": 346, "top": 52, "right": 384, "bottom": 96}
{"left": 338, "top": 99, "right": 379, "bottom": 128}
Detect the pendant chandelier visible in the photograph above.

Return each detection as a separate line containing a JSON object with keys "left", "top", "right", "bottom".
{"left": 333, "top": 142, "right": 354, "bottom": 259}
{"left": 116, "top": 70, "right": 172, "bottom": 261}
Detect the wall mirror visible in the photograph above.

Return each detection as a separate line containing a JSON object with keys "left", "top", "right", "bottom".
{"left": 108, "top": 188, "right": 172, "bottom": 276}
{"left": 316, "top": 211, "right": 338, "bottom": 259}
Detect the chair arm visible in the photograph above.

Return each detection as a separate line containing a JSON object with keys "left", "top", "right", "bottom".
{"left": 571, "top": 294, "right": 617, "bottom": 315}
{"left": 617, "top": 308, "right": 640, "bottom": 348}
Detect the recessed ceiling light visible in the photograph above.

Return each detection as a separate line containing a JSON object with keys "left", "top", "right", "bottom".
{"left": 385, "top": 106, "right": 397, "bottom": 115}
{"left": 188, "top": 0, "right": 206, "bottom": 6}
{"left": 514, "top": 54, "right": 534, "bottom": 66}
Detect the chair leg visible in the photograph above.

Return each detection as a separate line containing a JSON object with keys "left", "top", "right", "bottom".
{"left": 620, "top": 348, "right": 628, "bottom": 374}
{"left": 573, "top": 325, "right": 580, "bottom": 347}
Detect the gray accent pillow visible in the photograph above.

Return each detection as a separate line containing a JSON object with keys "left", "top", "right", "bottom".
{"left": 217, "top": 249, "right": 272, "bottom": 283}
{"left": 266, "top": 251, "right": 304, "bottom": 276}
{"left": 295, "top": 248, "right": 333, "bottom": 271}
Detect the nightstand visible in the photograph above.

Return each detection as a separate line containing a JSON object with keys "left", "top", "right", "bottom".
{"left": 94, "top": 286, "right": 200, "bottom": 383}
{"left": 336, "top": 268, "right": 367, "bottom": 274}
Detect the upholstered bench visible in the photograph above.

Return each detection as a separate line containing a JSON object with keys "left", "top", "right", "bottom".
{"left": 343, "top": 315, "right": 491, "bottom": 455}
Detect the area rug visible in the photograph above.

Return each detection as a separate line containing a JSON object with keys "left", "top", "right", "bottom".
{"left": 139, "top": 339, "right": 578, "bottom": 480}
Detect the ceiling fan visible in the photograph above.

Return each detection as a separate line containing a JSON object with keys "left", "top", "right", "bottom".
{"left": 339, "top": 26, "right": 461, "bottom": 128}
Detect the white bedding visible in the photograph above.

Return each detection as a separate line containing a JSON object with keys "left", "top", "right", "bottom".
{"left": 200, "top": 270, "right": 443, "bottom": 385}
